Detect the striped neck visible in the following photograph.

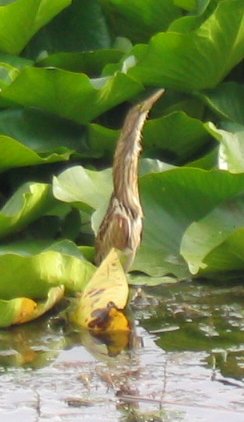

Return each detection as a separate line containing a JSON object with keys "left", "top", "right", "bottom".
{"left": 111, "top": 90, "right": 164, "bottom": 212}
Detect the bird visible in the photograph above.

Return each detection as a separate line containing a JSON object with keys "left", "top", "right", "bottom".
{"left": 95, "top": 89, "right": 164, "bottom": 272}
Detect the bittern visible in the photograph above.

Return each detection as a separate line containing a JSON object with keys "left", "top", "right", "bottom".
{"left": 95, "top": 89, "right": 164, "bottom": 271}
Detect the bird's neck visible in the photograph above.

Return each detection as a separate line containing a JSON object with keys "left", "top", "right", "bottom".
{"left": 113, "top": 136, "right": 141, "bottom": 211}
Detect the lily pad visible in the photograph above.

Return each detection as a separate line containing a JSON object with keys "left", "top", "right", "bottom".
{"left": 0, "top": 67, "right": 143, "bottom": 124}
{"left": 53, "top": 164, "right": 244, "bottom": 279}
{"left": 88, "top": 111, "right": 214, "bottom": 164}
{"left": 0, "top": 135, "right": 72, "bottom": 172}
{"left": 53, "top": 165, "right": 112, "bottom": 210}
{"left": 0, "top": 108, "right": 85, "bottom": 155}
{"left": 202, "top": 82, "right": 244, "bottom": 125}
{"left": 0, "top": 246, "right": 94, "bottom": 300}
{"left": 0, "top": 0, "right": 71, "bottom": 54}
{"left": 0, "top": 182, "right": 53, "bottom": 238}
{"left": 69, "top": 248, "right": 129, "bottom": 332}
{"left": 181, "top": 194, "right": 244, "bottom": 274}
{"left": 207, "top": 121, "right": 244, "bottom": 173}
{"left": 135, "top": 169, "right": 244, "bottom": 276}
{"left": 128, "top": 0, "right": 244, "bottom": 90}
{"left": 0, "top": 286, "right": 64, "bottom": 328}
{"left": 101, "top": 0, "right": 181, "bottom": 43}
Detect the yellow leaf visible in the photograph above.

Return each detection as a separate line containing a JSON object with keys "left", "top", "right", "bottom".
{"left": 11, "top": 286, "right": 64, "bottom": 326}
{"left": 14, "top": 298, "right": 37, "bottom": 324}
{"left": 70, "top": 248, "right": 130, "bottom": 332}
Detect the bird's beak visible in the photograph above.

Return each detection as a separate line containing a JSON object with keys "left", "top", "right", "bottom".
{"left": 140, "top": 88, "right": 165, "bottom": 112}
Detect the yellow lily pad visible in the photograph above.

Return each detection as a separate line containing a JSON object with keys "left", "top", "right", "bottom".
{"left": 70, "top": 249, "right": 130, "bottom": 332}
{"left": 0, "top": 286, "right": 64, "bottom": 328}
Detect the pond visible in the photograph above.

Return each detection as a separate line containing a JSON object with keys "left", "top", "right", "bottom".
{"left": 0, "top": 280, "right": 243, "bottom": 421}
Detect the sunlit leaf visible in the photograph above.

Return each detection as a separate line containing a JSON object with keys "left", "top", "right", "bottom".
{"left": 70, "top": 249, "right": 130, "bottom": 331}
{"left": 0, "top": 67, "right": 143, "bottom": 124}
{"left": 207, "top": 121, "right": 244, "bottom": 173}
{"left": 53, "top": 165, "right": 112, "bottom": 210}
{"left": 52, "top": 160, "right": 173, "bottom": 235}
{"left": 0, "top": 246, "right": 94, "bottom": 300}
{"left": 128, "top": 0, "right": 244, "bottom": 90}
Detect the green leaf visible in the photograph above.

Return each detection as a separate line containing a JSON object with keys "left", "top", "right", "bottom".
{"left": 207, "top": 121, "right": 244, "bottom": 173}
{"left": 180, "top": 195, "right": 244, "bottom": 274}
{"left": 87, "top": 123, "right": 119, "bottom": 160}
{"left": 173, "top": 0, "right": 197, "bottom": 11}
{"left": 0, "top": 182, "right": 53, "bottom": 238}
{"left": 0, "top": 67, "right": 143, "bottom": 124}
{"left": 44, "top": 239, "right": 87, "bottom": 261}
{"left": 52, "top": 161, "right": 173, "bottom": 236}
{"left": 0, "top": 286, "right": 64, "bottom": 328}
{"left": 0, "top": 62, "right": 19, "bottom": 88}
{"left": 38, "top": 49, "right": 123, "bottom": 75}
{"left": 0, "top": 238, "right": 90, "bottom": 259}
{"left": 0, "top": 239, "right": 54, "bottom": 255}
{"left": 88, "top": 110, "right": 213, "bottom": 164}
{"left": 0, "top": 52, "right": 33, "bottom": 69}
{"left": 202, "top": 82, "right": 244, "bottom": 125}
{"left": 128, "top": 0, "right": 244, "bottom": 90}
{"left": 53, "top": 164, "right": 244, "bottom": 278}
{"left": 53, "top": 165, "right": 112, "bottom": 210}
{"left": 133, "top": 168, "right": 244, "bottom": 276}
{"left": 101, "top": 0, "right": 181, "bottom": 43}
{"left": 25, "top": 0, "right": 111, "bottom": 57}
{"left": 53, "top": 158, "right": 171, "bottom": 213}
{"left": 128, "top": 273, "right": 178, "bottom": 286}
{"left": 0, "top": 135, "right": 72, "bottom": 172}
{"left": 186, "top": 148, "right": 218, "bottom": 170}
{"left": 143, "top": 111, "right": 213, "bottom": 164}
{"left": 0, "top": 109, "right": 85, "bottom": 152}
{"left": 0, "top": 0, "right": 71, "bottom": 54}
{"left": 139, "top": 158, "right": 174, "bottom": 175}
{"left": 0, "top": 246, "right": 94, "bottom": 300}
{"left": 202, "top": 228, "right": 244, "bottom": 273}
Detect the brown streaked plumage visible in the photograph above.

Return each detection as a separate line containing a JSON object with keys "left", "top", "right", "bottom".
{"left": 95, "top": 89, "right": 164, "bottom": 271}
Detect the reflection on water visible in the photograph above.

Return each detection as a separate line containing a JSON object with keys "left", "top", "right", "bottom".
{"left": 0, "top": 281, "right": 243, "bottom": 421}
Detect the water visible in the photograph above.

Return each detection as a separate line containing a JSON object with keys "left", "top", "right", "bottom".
{"left": 0, "top": 281, "right": 243, "bottom": 421}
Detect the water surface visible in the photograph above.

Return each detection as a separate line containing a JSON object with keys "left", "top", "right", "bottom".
{"left": 0, "top": 281, "right": 243, "bottom": 421}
